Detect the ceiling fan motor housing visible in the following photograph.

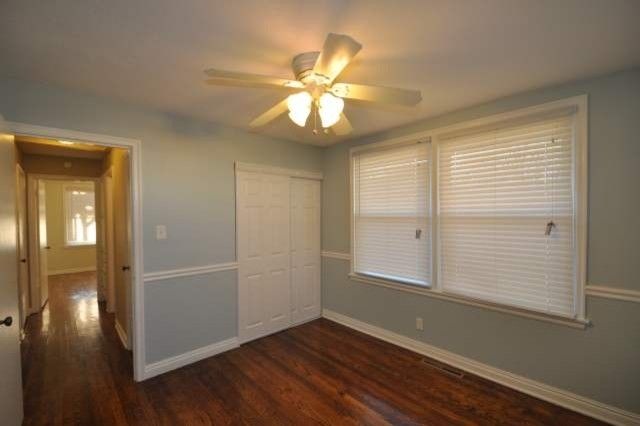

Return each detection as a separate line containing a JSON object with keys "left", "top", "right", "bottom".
{"left": 292, "top": 51, "right": 321, "bottom": 82}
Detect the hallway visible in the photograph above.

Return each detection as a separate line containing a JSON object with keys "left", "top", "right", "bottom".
{"left": 21, "top": 272, "right": 136, "bottom": 425}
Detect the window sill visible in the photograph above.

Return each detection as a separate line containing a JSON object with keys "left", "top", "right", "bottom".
{"left": 347, "top": 273, "right": 590, "bottom": 329}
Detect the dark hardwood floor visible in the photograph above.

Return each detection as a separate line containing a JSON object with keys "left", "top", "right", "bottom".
{"left": 21, "top": 272, "right": 604, "bottom": 425}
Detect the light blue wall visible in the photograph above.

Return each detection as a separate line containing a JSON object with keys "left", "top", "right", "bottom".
{"left": 321, "top": 69, "right": 640, "bottom": 413}
{"left": 145, "top": 271, "right": 236, "bottom": 363}
{"left": 0, "top": 77, "right": 323, "bottom": 363}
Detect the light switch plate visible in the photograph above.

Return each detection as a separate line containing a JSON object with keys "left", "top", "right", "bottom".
{"left": 156, "top": 225, "right": 167, "bottom": 240}
{"left": 416, "top": 317, "right": 424, "bottom": 331}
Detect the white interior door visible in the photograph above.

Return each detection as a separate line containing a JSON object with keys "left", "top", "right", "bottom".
{"left": 237, "top": 170, "right": 291, "bottom": 343}
{"left": 37, "top": 180, "right": 48, "bottom": 308}
{"left": 113, "top": 150, "right": 132, "bottom": 348}
{"left": 103, "top": 172, "right": 115, "bottom": 313}
{"left": 290, "top": 178, "right": 321, "bottom": 324}
{"left": 0, "top": 116, "right": 24, "bottom": 426}
{"left": 16, "top": 165, "right": 29, "bottom": 332}
{"left": 95, "top": 179, "right": 106, "bottom": 302}
{"left": 27, "top": 177, "right": 44, "bottom": 312}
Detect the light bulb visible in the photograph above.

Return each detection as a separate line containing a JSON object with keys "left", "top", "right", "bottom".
{"left": 287, "top": 91, "right": 312, "bottom": 127}
{"left": 318, "top": 92, "right": 344, "bottom": 128}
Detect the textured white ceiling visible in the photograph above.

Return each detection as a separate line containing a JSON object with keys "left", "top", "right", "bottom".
{"left": 1, "top": 0, "right": 639, "bottom": 146}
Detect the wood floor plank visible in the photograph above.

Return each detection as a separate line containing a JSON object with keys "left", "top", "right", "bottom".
{"left": 21, "top": 272, "right": 606, "bottom": 425}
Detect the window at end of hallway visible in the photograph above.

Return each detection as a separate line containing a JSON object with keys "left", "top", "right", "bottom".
{"left": 63, "top": 183, "right": 96, "bottom": 246}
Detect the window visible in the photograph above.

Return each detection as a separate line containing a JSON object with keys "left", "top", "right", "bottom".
{"left": 64, "top": 183, "right": 96, "bottom": 246}
{"left": 352, "top": 142, "right": 430, "bottom": 286}
{"left": 349, "top": 97, "right": 586, "bottom": 323}
{"left": 438, "top": 113, "right": 577, "bottom": 317}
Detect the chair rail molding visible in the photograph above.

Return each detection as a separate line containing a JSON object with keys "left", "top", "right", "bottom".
{"left": 143, "top": 262, "right": 239, "bottom": 283}
{"left": 321, "top": 250, "right": 351, "bottom": 261}
{"left": 586, "top": 285, "right": 640, "bottom": 303}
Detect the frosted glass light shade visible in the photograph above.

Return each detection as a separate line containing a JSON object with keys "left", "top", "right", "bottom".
{"left": 318, "top": 92, "right": 344, "bottom": 128}
{"left": 287, "top": 91, "right": 312, "bottom": 127}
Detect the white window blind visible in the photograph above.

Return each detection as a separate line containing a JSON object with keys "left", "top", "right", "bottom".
{"left": 64, "top": 184, "right": 96, "bottom": 246}
{"left": 438, "top": 114, "right": 576, "bottom": 317}
{"left": 353, "top": 142, "right": 430, "bottom": 286}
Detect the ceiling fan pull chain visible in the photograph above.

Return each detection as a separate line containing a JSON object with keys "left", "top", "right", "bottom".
{"left": 313, "top": 100, "right": 319, "bottom": 135}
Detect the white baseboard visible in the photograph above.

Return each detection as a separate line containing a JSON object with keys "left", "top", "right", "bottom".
{"left": 322, "top": 309, "right": 640, "bottom": 426}
{"left": 144, "top": 337, "right": 239, "bottom": 380}
{"left": 114, "top": 320, "right": 130, "bottom": 351}
{"left": 48, "top": 266, "right": 96, "bottom": 276}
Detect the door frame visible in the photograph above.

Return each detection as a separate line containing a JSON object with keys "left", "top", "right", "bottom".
{"left": 7, "top": 121, "right": 145, "bottom": 382}
{"left": 15, "top": 164, "right": 29, "bottom": 333}
{"left": 26, "top": 175, "right": 98, "bottom": 313}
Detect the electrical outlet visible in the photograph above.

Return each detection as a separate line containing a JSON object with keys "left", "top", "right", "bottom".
{"left": 416, "top": 317, "right": 424, "bottom": 331}
{"left": 156, "top": 225, "right": 167, "bottom": 240}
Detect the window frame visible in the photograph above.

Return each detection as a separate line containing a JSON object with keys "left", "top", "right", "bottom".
{"left": 348, "top": 95, "right": 588, "bottom": 327}
{"left": 350, "top": 140, "right": 432, "bottom": 288}
{"left": 62, "top": 181, "right": 97, "bottom": 247}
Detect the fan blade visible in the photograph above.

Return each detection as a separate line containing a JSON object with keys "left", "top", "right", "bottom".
{"left": 313, "top": 33, "right": 362, "bottom": 83}
{"left": 332, "top": 113, "right": 353, "bottom": 136}
{"left": 205, "top": 69, "right": 304, "bottom": 89}
{"left": 249, "top": 98, "right": 289, "bottom": 128}
{"left": 331, "top": 83, "right": 422, "bottom": 105}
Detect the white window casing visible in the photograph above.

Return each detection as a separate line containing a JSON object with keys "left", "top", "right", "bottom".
{"left": 352, "top": 141, "right": 431, "bottom": 287}
{"left": 349, "top": 96, "right": 588, "bottom": 326}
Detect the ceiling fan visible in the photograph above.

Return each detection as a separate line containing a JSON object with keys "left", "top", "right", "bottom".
{"left": 204, "top": 33, "right": 422, "bottom": 136}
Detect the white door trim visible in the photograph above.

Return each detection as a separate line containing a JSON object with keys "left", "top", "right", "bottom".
{"left": 7, "top": 121, "right": 146, "bottom": 382}
{"left": 235, "top": 161, "right": 323, "bottom": 181}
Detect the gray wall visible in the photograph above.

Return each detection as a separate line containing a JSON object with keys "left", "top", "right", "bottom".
{"left": 321, "top": 69, "right": 640, "bottom": 413}
{"left": 0, "top": 77, "right": 323, "bottom": 363}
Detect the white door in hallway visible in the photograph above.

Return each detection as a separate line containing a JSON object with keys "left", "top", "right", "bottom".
{"left": 0, "top": 115, "right": 24, "bottom": 426}
{"left": 36, "top": 181, "right": 49, "bottom": 307}
{"left": 16, "top": 165, "right": 29, "bottom": 331}
{"left": 290, "top": 178, "right": 321, "bottom": 324}
{"left": 237, "top": 171, "right": 291, "bottom": 343}
{"left": 27, "top": 177, "right": 49, "bottom": 311}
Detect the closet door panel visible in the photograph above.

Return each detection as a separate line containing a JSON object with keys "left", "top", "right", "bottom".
{"left": 237, "top": 171, "right": 268, "bottom": 342}
{"left": 291, "top": 178, "right": 321, "bottom": 324}
{"left": 238, "top": 171, "right": 292, "bottom": 342}
{"left": 263, "top": 174, "right": 291, "bottom": 334}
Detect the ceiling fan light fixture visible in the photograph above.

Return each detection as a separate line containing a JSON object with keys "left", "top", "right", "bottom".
{"left": 287, "top": 91, "right": 312, "bottom": 127}
{"left": 318, "top": 92, "right": 344, "bottom": 128}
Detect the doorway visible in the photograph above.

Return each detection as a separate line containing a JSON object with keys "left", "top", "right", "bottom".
{"left": 12, "top": 136, "right": 136, "bottom": 337}
{"left": 8, "top": 132, "right": 141, "bottom": 422}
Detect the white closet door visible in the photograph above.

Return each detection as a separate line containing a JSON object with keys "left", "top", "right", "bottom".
{"left": 290, "top": 178, "right": 321, "bottom": 324}
{"left": 237, "top": 171, "right": 291, "bottom": 343}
